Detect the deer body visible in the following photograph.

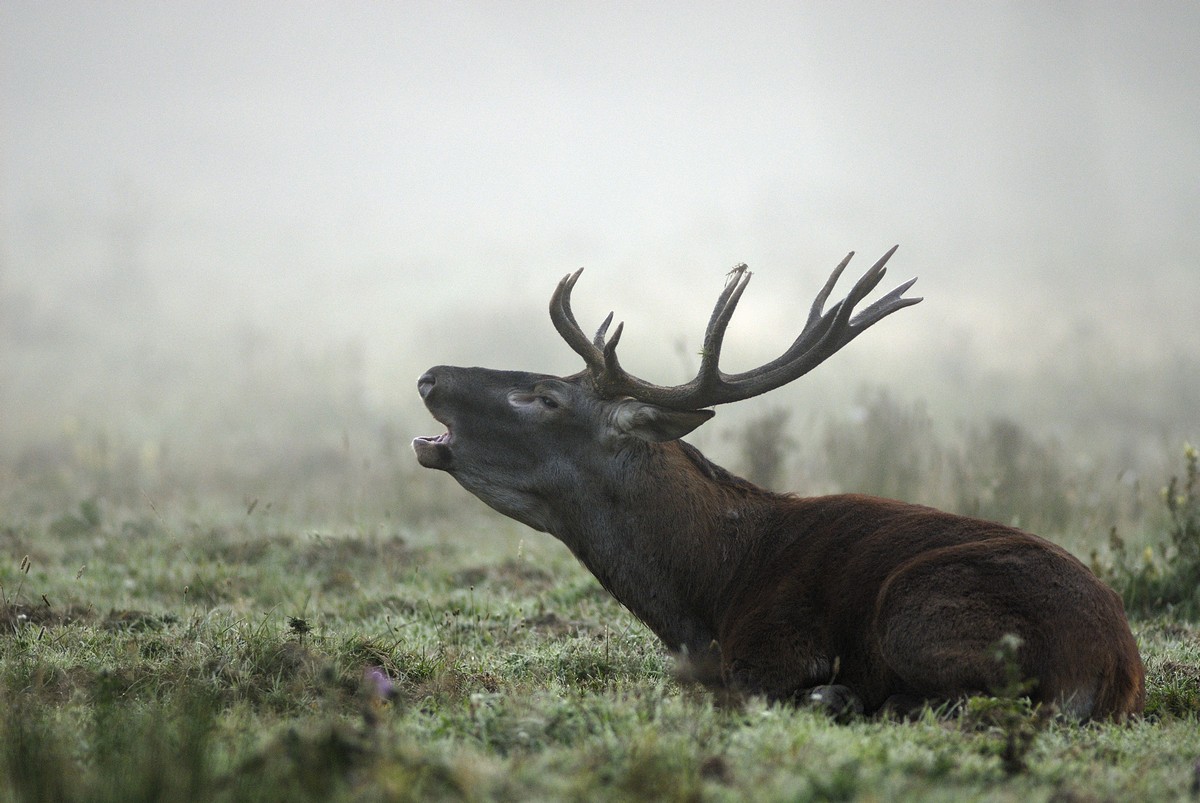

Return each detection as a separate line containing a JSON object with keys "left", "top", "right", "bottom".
{"left": 413, "top": 250, "right": 1145, "bottom": 720}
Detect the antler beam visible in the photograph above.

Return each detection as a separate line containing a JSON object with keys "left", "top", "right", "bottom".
{"left": 549, "top": 246, "right": 921, "bottom": 410}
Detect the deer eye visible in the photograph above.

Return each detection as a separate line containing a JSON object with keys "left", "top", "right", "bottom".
{"left": 537, "top": 395, "right": 559, "bottom": 409}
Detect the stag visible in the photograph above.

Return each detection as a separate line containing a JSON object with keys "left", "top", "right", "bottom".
{"left": 412, "top": 247, "right": 1145, "bottom": 720}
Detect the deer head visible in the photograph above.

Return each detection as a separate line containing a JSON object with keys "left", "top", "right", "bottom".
{"left": 413, "top": 247, "right": 920, "bottom": 530}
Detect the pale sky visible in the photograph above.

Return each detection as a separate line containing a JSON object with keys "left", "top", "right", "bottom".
{"left": 3, "top": 2, "right": 1198, "bottom": 427}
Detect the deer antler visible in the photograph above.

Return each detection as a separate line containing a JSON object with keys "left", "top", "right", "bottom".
{"left": 549, "top": 246, "right": 921, "bottom": 410}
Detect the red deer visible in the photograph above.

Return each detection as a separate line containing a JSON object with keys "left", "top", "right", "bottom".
{"left": 412, "top": 246, "right": 1145, "bottom": 720}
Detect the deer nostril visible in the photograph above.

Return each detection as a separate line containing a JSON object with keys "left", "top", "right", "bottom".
{"left": 417, "top": 371, "right": 437, "bottom": 399}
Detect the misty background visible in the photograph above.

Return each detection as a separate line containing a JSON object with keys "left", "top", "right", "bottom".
{"left": 2, "top": 3, "right": 1197, "bottom": 528}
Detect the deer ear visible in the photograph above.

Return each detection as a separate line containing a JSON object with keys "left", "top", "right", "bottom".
{"left": 612, "top": 400, "right": 715, "bottom": 442}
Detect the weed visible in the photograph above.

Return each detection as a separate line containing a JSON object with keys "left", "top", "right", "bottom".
{"left": 1164, "top": 444, "right": 1200, "bottom": 576}
{"left": 0, "top": 554, "right": 33, "bottom": 623}
{"left": 1095, "top": 444, "right": 1200, "bottom": 617}
{"left": 958, "top": 634, "right": 1053, "bottom": 776}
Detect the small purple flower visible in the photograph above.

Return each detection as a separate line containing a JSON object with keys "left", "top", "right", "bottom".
{"left": 364, "top": 666, "right": 396, "bottom": 700}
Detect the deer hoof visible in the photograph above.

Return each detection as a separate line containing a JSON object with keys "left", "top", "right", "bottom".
{"left": 806, "top": 685, "right": 864, "bottom": 721}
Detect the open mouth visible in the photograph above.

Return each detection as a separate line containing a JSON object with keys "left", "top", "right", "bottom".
{"left": 412, "top": 424, "right": 454, "bottom": 470}
{"left": 413, "top": 371, "right": 455, "bottom": 470}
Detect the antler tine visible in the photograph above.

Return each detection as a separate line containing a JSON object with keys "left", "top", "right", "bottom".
{"left": 806, "top": 251, "right": 854, "bottom": 329}
{"left": 593, "top": 312, "right": 616, "bottom": 348}
{"left": 840, "top": 245, "right": 897, "bottom": 313}
{"left": 704, "top": 264, "right": 752, "bottom": 338}
{"left": 550, "top": 268, "right": 606, "bottom": 375}
{"left": 697, "top": 265, "right": 753, "bottom": 384}
{"left": 850, "top": 276, "right": 922, "bottom": 329}
{"left": 591, "top": 312, "right": 632, "bottom": 383}
{"left": 601, "top": 320, "right": 625, "bottom": 370}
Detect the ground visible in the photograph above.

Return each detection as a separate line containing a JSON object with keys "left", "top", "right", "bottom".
{"left": 1, "top": 485, "right": 1198, "bottom": 801}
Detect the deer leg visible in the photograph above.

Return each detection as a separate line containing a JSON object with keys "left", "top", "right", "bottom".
{"left": 719, "top": 614, "right": 837, "bottom": 702}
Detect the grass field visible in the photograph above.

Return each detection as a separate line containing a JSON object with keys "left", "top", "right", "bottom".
{"left": 2, "top": 440, "right": 1199, "bottom": 802}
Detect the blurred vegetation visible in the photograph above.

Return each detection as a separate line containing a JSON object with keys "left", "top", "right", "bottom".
{"left": 730, "top": 407, "right": 796, "bottom": 489}
{"left": 822, "top": 387, "right": 939, "bottom": 505}
{"left": 1092, "top": 444, "right": 1200, "bottom": 619}
{"left": 815, "top": 388, "right": 1120, "bottom": 539}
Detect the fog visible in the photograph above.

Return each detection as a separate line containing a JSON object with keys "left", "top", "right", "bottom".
{"left": 2, "top": 3, "right": 1197, "bottom": 510}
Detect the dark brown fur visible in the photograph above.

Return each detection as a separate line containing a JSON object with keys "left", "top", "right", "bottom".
{"left": 414, "top": 366, "right": 1145, "bottom": 720}
{"left": 413, "top": 257, "right": 1143, "bottom": 720}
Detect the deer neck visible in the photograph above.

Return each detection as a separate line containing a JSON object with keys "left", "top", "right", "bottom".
{"left": 548, "top": 439, "right": 770, "bottom": 655}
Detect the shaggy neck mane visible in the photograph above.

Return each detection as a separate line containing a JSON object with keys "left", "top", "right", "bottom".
{"left": 674, "top": 439, "right": 768, "bottom": 495}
